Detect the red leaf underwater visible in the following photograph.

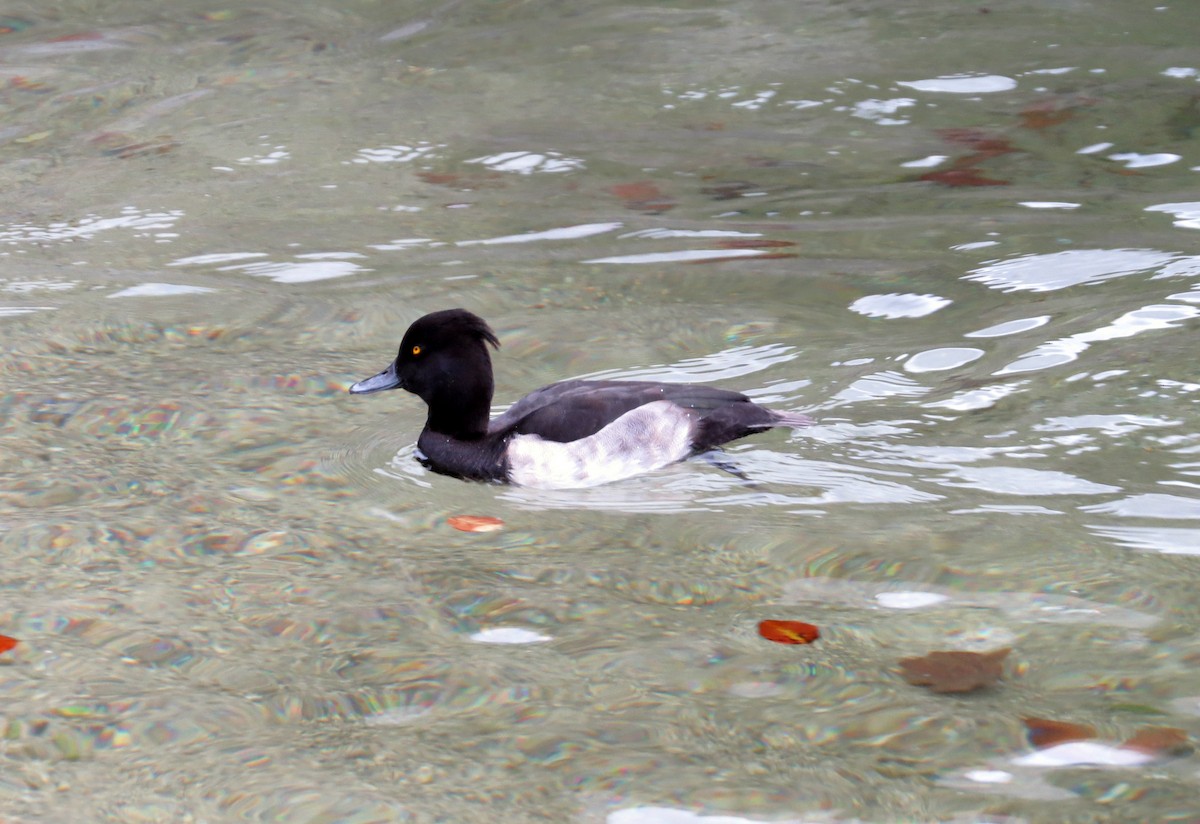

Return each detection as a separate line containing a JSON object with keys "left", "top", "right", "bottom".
{"left": 758, "top": 620, "right": 820, "bottom": 645}
{"left": 447, "top": 515, "right": 505, "bottom": 533}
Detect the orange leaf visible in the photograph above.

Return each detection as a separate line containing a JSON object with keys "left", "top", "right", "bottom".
{"left": 1122, "top": 726, "right": 1191, "bottom": 756}
{"left": 757, "top": 619, "right": 820, "bottom": 645}
{"left": 898, "top": 648, "right": 1009, "bottom": 693}
{"left": 0, "top": 634, "right": 18, "bottom": 654}
{"left": 447, "top": 515, "right": 504, "bottom": 533}
{"left": 1022, "top": 716, "right": 1095, "bottom": 748}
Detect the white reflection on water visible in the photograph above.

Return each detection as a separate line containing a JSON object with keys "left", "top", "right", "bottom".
{"left": 108, "top": 283, "right": 215, "bottom": 299}
{"left": 830, "top": 370, "right": 927, "bottom": 404}
{"left": 458, "top": 221, "right": 621, "bottom": 246}
{"left": 1145, "top": 201, "right": 1200, "bottom": 229}
{"left": 0, "top": 278, "right": 76, "bottom": 293}
{"left": 996, "top": 304, "right": 1200, "bottom": 375}
{"left": 897, "top": 74, "right": 1017, "bottom": 93}
{"left": 964, "top": 316, "right": 1050, "bottom": 338}
{"left": 501, "top": 446, "right": 938, "bottom": 513}
{"left": 367, "top": 237, "right": 437, "bottom": 251}
{"left": 0, "top": 306, "right": 56, "bottom": 316}
{"left": 938, "top": 767, "right": 1075, "bottom": 801}
{"left": 346, "top": 142, "right": 442, "bottom": 164}
{"left": 581, "top": 343, "right": 798, "bottom": 384}
{"left": 965, "top": 248, "right": 1178, "bottom": 292}
{"left": 848, "top": 292, "right": 950, "bottom": 318}
{"left": 236, "top": 145, "right": 290, "bottom": 165}
{"left": 1154, "top": 256, "right": 1200, "bottom": 278}
{"left": 465, "top": 150, "right": 584, "bottom": 174}
{"left": 1026, "top": 66, "right": 1078, "bottom": 76}
{"left": 1108, "top": 152, "right": 1181, "bottom": 169}
{"left": 168, "top": 252, "right": 267, "bottom": 267}
{"left": 938, "top": 466, "right": 1120, "bottom": 496}
{"left": 618, "top": 228, "right": 760, "bottom": 239}
{"left": 849, "top": 97, "right": 915, "bottom": 125}
{"left": 1033, "top": 414, "right": 1178, "bottom": 436}
{"left": 783, "top": 577, "right": 1158, "bottom": 629}
{"left": 1019, "top": 201, "right": 1080, "bottom": 209}
{"left": 610, "top": 807, "right": 805, "bottom": 824}
{"left": 1087, "top": 525, "right": 1200, "bottom": 554}
{"left": 903, "top": 347, "right": 984, "bottom": 373}
{"left": 170, "top": 252, "right": 370, "bottom": 284}
{"left": 854, "top": 442, "right": 1046, "bottom": 470}
{"left": 469, "top": 627, "right": 551, "bottom": 644}
{"left": 1012, "top": 741, "right": 1154, "bottom": 768}
{"left": 582, "top": 249, "right": 767, "bottom": 264}
{"left": 875, "top": 591, "right": 949, "bottom": 609}
{"left": 900, "top": 154, "right": 948, "bottom": 168}
{"left": 923, "top": 381, "right": 1027, "bottom": 412}
{"left": 1082, "top": 493, "right": 1200, "bottom": 519}
{"left": 0, "top": 207, "right": 183, "bottom": 244}
{"left": 711, "top": 451, "right": 941, "bottom": 506}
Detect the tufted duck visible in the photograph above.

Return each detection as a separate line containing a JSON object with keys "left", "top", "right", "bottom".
{"left": 349, "top": 308, "right": 812, "bottom": 488}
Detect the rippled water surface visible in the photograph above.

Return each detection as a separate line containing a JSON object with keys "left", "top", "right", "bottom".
{"left": 2, "top": 0, "right": 1200, "bottom": 821}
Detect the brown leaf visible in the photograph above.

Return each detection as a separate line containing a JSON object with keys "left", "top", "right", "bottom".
{"left": 608, "top": 181, "right": 675, "bottom": 213}
{"left": 699, "top": 181, "right": 758, "bottom": 200}
{"left": 1019, "top": 108, "right": 1074, "bottom": 131}
{"left": 935, "top": 128, "right": 1015, "bottom": 154}
{"left": 898, "top": 648, "right": 1009, "bottom": 693}
{"left": 1122, "top": 726, "right": 1191, "bottom": 757}
{"left": 1022, "top": 716, "right": 1095, "bottom": 748}
{"left": 919, "top": 168, "right": 1010, "bottom": 187}
{"left": 417, "top": 171, "right": 504, "bottom": 190}
{"left": 758, "top": 619, "right": 820, "bottom": 645}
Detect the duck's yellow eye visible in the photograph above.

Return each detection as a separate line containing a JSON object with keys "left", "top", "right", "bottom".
{"left": 411, "top": 345, "right": 422, "bottom": 356}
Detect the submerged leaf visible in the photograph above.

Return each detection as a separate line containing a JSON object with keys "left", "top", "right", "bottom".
{"left": 935, "top": 128, "right": 1015, "bottom": 154}
{"left": 919, "top": 168, "right": 1009, "bottom": 187}
{"left": 898, "top": 648, "right": 1009, "bottom": 693}
{"left": 757, "top": 619, "right": 820, "bottom": 645}
{"left": 1122, "top": 726, "right": 1191, "bottom": 757}
{"left": 1022, "top": 716, "right": 1096, "bottom": 748}
{"left": 1019, "top": 107, "right": 1074, "bottom": 131}
{"left": 447, "top": 515, "right": 505, "bottom": 533}
{"left": 608, "top": 181, "right": 675, "bottom": 213}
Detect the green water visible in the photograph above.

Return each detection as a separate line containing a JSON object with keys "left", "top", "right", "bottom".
{"left": 1, "top": 1, "right": 1199, "bottom": 821}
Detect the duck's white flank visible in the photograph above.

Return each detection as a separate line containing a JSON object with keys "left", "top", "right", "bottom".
{"left": 506, "top": 400, "right": 698, "bottom": 488}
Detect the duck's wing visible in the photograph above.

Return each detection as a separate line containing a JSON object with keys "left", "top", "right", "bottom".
{"left": 488, "top": 380, "right": 757, "bottom": 443}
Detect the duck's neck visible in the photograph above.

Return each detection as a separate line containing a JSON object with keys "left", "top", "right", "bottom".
{"left": 425, "top": 371, "right": 493, "bottom": 441}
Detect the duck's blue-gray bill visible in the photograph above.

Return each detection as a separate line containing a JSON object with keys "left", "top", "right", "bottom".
{"left": 349, "top": 362, "right": 401, "bottom": 394}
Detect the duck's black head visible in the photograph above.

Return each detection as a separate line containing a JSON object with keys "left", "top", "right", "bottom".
{"left": 350, "top": 308, "right": 500, "bottom": 439}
